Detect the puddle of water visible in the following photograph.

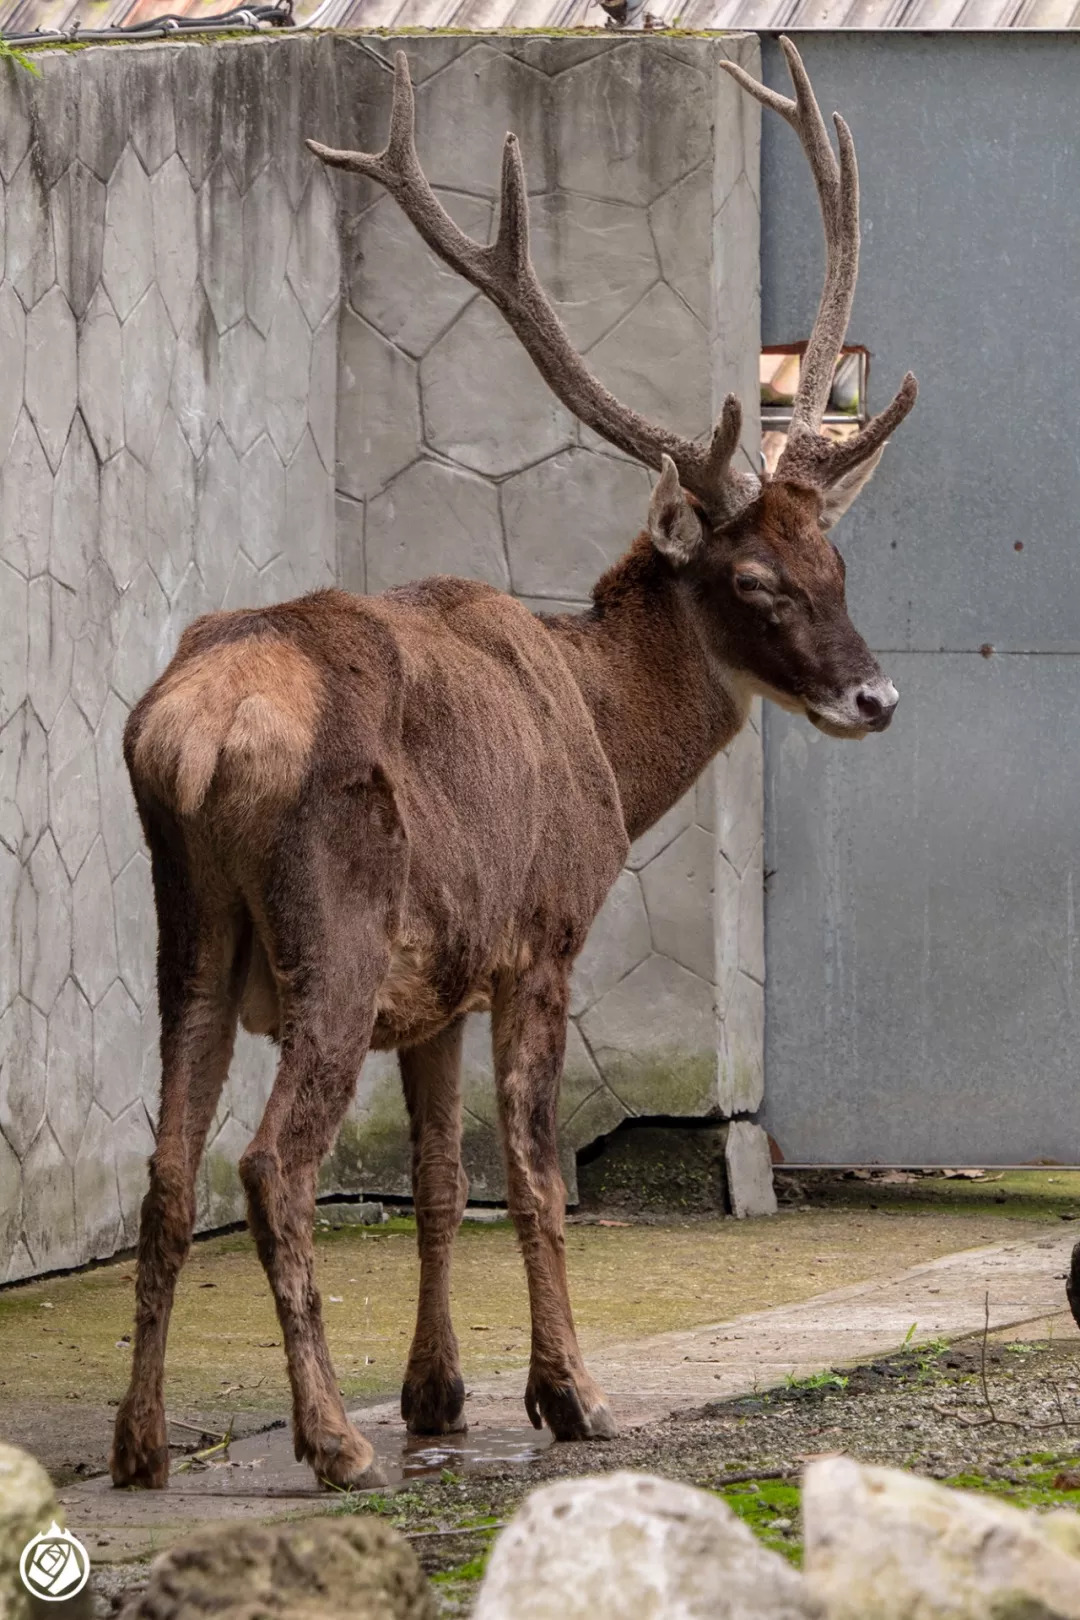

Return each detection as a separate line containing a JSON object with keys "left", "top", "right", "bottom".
{"left": 396, "top": 1426, "right": 551, "bottom": 1481}
{"left": 81, "top": 1415, "right": 551, "bottom": 1500}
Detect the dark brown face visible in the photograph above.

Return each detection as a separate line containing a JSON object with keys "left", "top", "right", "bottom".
{"left": 684, "top": 484, "right": 898, "bottom": 739}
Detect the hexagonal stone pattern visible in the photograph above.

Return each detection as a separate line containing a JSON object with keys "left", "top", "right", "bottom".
{"left": 366, "top": 461, "right": 507, "bottom": 595}
{"left": 421, "top": 298, "right": 574, "bottom": 478}
{"left": 2, "top": 32, "right": 764, "bottom": 1279}
{"left": 0, "top": 35, "right": 342, "bottom": 1280}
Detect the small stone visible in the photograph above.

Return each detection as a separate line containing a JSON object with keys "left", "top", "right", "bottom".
{"left": 725, "top": 1120, "right": 777, "bottom": 1219}
{"left": 472, "top": 1471, "right": 818, "bottom": 1620}
{"left": 804, "top": 1455, "right": 1080, "bottom": 1620}
{"left": 121, "top": 1516, "right": 435, "bottom": 1620}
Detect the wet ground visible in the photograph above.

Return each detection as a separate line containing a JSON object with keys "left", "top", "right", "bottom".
{"left": 2, "top": 1171, "right": 1078, "bottom": 1616}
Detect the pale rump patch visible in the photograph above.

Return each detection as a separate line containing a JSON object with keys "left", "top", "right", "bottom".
{"left": 133, "top": 637, "right": 321, "bottom": 816}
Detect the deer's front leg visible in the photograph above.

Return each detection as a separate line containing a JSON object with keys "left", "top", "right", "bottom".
{"left": 492, "top": 961, "right": 617, "bottom": 1443}
{"left": 399, "top": 1019, "right": 469, "bottom": 1434}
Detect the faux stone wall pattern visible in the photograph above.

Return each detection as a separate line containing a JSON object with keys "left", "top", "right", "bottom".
{"left": 0, "top": 35, "right": 340, "bottom": 1282}
{"left": 332, "top": 33, "right": 764, "bottom": 1203}
{"left": 0, "top": 31, "right": 765, "bottom": 1278}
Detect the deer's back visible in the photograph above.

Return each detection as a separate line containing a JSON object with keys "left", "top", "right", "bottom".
{"left": 127, "top": 579, "right": 628, "bottom": 1049}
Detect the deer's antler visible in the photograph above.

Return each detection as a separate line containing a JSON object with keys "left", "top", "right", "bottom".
{"left": 307, "top": 53, "right": 758, "bottom": 522}
{"left": 719, "top": 38, "right": 917, "bottom": 488}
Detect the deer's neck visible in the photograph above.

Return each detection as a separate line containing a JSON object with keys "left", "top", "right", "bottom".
{"left": 543, "top": 536, "right": 750, "bottom": 842}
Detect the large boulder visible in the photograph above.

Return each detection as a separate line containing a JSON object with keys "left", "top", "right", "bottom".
{"left": 0, "top": 1441, "right": 75, "bottom": 1620}
{"left": 120, "top": 1517, "right": 436, "bottom": 1620}
{"left": 804, "top": 1455, "right": 1080, "bottom": 1620}
{"left": 472, "top": 1470, "right": 819, "bottom": 1620}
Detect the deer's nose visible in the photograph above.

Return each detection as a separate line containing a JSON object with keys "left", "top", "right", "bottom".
{"left": 855, "top": 681, "right": 898, "bottom": 728}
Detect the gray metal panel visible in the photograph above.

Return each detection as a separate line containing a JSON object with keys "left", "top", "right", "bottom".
{"left": 762, "top": 35, "right": 1080, "bottom": 1164}
{"left": 765, "top": 653, "right": 1080, "bottom": 1166}
{"left": 760, "top": 33, "right": 1080, "bottom": 654}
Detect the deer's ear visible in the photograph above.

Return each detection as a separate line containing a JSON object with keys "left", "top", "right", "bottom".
{"left": 819, "top": 446, "right": 885, "bottom": 529}
{"left": 649, "top": 455, "right": 703, "bottom": 565}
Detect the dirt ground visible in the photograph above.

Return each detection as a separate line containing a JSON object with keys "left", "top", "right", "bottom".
{"left": 1, "top": 1184, "right": 1068, "bottom": 1484}
{"left": 4, "top": 1170, "right": 1079, "bottom": 1618}
{"left": 330, "top": 1329, "right": 1080, "bottom": 1617}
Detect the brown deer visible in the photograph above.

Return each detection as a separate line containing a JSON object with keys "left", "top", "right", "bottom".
{"left": 110, "top": 39, "right": 916, "bottom": 1493}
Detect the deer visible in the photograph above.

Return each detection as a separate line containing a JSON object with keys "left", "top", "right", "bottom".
{"left": 110, "top": 38, "right": 916, "bottom": 1493}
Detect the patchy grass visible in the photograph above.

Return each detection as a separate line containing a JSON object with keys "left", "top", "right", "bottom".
{"left": 718, "top": 1478, "right": 803, "bottom": 1563}
{"left": 0, "top": 1204, "right": 1045, "bottom": 1431}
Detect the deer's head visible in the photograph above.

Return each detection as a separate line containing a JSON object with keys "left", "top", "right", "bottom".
{"left": 647, "top": 454, "right": 901, "bottom": 741}
{"left": 309, "top": 39, "right": 915, "bottom": 742}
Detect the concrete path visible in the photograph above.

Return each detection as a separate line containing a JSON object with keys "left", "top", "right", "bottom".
{"left": 61, "top": 1225, "right": 1077, "bottom": 1562}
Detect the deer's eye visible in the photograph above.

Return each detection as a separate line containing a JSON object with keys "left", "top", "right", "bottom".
{"left": 736, "top": 574, "right": 766, "bottom": 594}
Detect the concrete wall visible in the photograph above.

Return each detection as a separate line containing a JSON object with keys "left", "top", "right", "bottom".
{"left": 0, "top": 31, "right": 763, "bottom": 1281}
{"left": 327, "top": 33, "right": 765, "bottom": 1204}
{"left": 759, "top": 34, "right": 1080, "bottom": 1165}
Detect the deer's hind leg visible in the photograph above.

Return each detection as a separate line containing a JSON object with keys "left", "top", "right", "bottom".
{"left": 238, "top": 770, "right": 405, "bottom": 1489}
{"left": 400, "top": 1018, "right": 469, "bottom": 1434}
{"left": 111, "top": 820, "right": 247, "bottom": 1489}
{"left": 492, "top": 957, "right": 617, "bottom": 1443}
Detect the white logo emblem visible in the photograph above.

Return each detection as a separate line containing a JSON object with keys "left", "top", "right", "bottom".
{"left": 19, "top": 1521, "right": 91, "bottom": 1602}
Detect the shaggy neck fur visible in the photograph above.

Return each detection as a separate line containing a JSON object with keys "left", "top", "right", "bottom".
{"left": 544, "top": 535, "right": 749, "bottom": 842}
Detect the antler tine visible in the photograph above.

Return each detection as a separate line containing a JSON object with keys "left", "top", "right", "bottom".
{"left": 309, "top": 52, "right": 750, "bottom": 520}
{"left": 721, "top": 38, "right": 852, "bottom": 443}
{"left": 720, "top": 37, "right": 916, "bottom": 486}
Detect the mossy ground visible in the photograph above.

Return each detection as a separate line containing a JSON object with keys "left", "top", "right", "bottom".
{"left": 325, "top": 1332, "right": 1080, "bottom": 1615}
{"left": 0, "top": 1199, "right": 1054, "bottom": 1427}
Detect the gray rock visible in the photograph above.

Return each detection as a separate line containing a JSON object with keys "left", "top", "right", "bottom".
{"left": 0, "top": 1442, "right": 71, "bottom": 1620}
{"left": 473, "top": 1471, "right": 817, "bottom": 1620}
{"left": 804, "top": 1455, "right": 1080, "bottom": 1620}
{"left": 724, "top": 1120, "right": 776, "bottom": 1218}
{"left": 120, "top": 1516, "right": 435, "bottom": 1620}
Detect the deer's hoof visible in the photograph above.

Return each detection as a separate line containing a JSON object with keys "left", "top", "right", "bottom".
{"left": 525, "top": 1375, "right": 618, "bottom": 1442}
{"left": 401, "top": 1369, "right": 467, "bottom": 1435}
{"left": 303, "top": 1423, "right": 388, "bottom": 1491}
{"left": 110, "top": 1404, "right": 170, "bottom": 1490}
